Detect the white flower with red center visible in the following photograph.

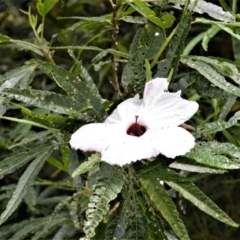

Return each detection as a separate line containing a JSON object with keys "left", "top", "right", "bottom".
{"left": 70, "top": 78, "right": 198, "bottom": 166}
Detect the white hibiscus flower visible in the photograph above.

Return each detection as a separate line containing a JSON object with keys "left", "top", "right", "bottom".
{"left": 70, "top": 77, "right": 199, "bottom": 166}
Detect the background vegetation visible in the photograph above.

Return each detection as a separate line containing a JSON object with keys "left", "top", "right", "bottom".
{"left": 0, "top": 0, "right": 240, "bottom": 239}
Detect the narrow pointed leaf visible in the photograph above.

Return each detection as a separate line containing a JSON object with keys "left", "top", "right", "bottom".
{"left": 141, "top": 179, "right": 190, "bottom": 240}
{"left": 197, "top": 110, "right": 240, "bottom": 134}
{"left": 0, "top": 147, "right": 53, "bottom": 225}
{"left": 186, "top": 141, "right": 240, "bottom": 169}
{"left": 72, "top": 153, "right": 101, "bottom": 177}
{"left": 181, "top": 56, "right": 240, "bottom": 97}
{"left": 166, "top": 181, "right": 238, "bottom": 227}
{"left": 126, "top": 0, "right": 175, "bottom": 29}
{"left": 32, "top": 60, "right": 106, "bottom": 121}
{"left": 155, "top": 12, "right": 191, "bottom": 79}
{"left": 170, "top": 158, "right": 226, "bottom": 173}
{"left": 0, "top": 144, "right": 53, "bottom": 179}
{"left": 0, "top": 88, "right": 89, "bottom": 115}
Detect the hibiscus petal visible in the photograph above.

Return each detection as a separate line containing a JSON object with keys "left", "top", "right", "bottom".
{"left": 101, "top": 135, "right": 159, "bottom": 166}
{"left": 69, "top": 123, "right": 119, "bottom": 152}
{"left": 143, "top": 126, "right": 195, "bottom": 158}
{"left": 105, "top": 94, "right": 142, "bottom": 124}
{"left": 141, "top": 78, "right": 198, "bottom": 127}
{"left": 143, "top": 77, "right": 169, "bottom": 106}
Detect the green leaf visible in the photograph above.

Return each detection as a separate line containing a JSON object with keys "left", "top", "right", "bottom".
{"left": 0, "top": 217, "right": 49, "bottom": 239}
{"left": 36, "top": 0, "right": 59, "bottom": 17}
{"left": 31, "top": 217, "right": 70, "bottom": 240}
{"left": 0, "top": 39, "right": 43, "bottom": 56}
{"left": 140, "top": 179, "right": 190, "bottom": 240}
{"left": 20, "top": 106, "right": 77, "bottom": 130}
{"left": 171, "top": 72, "right": 232, "bottom": 99}
{"left": 188, "top": 56, "right": 240, "bottom": 85}
{"left": 33, "top": 60, "right": 106, "bottom": 121}
{"left": 104, "top": 200, "right": 127, "bottom": 240}
{"left": 0, "top": 147, "right": 53, "bottom": 225}
{"left": 181, "top": 56, "right": 240, "bottom": 97}
{"left": 0, "top": 88, "right": 89, "bottom": 115}
{"left": 0, "top": 144, "right": 53, "bottom": 179}
{"left": 197, "top": 110, "right": 240, "bottom": 134}
{"left": 134, "top": 184, "right": 168, "bottom": 240}
{"left": 186, "top": 141, "right": 240, "bottom": 169}
{"left": 166, "top": 181, "right": 238, "bottom": 227}
{"left": 169, "top": 158, "right": 226, "bottom": 174}
{"left": 122, "top": 21, "right": 165, "bottom": 93}
{"left": 46, "top": 156, "right": 66, "bottom": 172}
{"left": 155, "top": 12, "right": 191, "bottom": 79}
{"left": 0, "top": 33, "right": 11, "bottom": 43}
{"left": 201, "top": 25, "right": 220, "bottom": 51}
{"left": 0, "top": 64, "right": 36, "bottom": 115}
{"left": 126, "top": 0, "right": 175, "bottom": 29}
{"left": 72, "top": 153, "right": 101, "bottom": 177}
{"left": 84, "top": 164, "right": 125, "bottom": 238}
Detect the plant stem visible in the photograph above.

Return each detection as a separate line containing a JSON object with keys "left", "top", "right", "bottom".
{"left": 110, "top": 0, "right": 122, "bottom": 97}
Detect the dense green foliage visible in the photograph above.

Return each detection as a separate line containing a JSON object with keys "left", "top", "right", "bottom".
{"left": 0, "top": 0, "right": 240, "bottom": 239}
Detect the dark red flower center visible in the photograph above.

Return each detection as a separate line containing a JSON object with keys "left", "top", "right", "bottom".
{"left": 127, "top": 116, "right": 147, "bottom": 137}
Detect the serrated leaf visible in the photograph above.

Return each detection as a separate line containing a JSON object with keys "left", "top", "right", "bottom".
{"left": 0, "top": 39, "right": 43, "bottom": 56}
{"left": 155, "top": 12, "right": 191, "bottom": 79}
{"left": 188, "top": 56, "right": 240, "bottom": 85}
{"left": 32, "top": 60, "right": 106, "bottom": 121}
{"left": 84, "top": 165, "right": 125, "bottom": 238}
{"left": 20, "top": 106, "right": 77, "bottom": 130}
{"left": 0, "top": 147, "right": 53, "bottom": 225}
{"left": 31, "top": 216, "right": 70, "bottom": 240}
{"left": 170, "top": 72, "right": 232, "bottom": 99}
{"left": 0, "top": 88, "right": 89, "bottom": 115}
{"left": 186, "top": 141, "right": 240, "bottom": 169}
{"left": 0, "top": 65, "right": 36, "bottom": 115}
{"left": 0, "top": 217, "right": 49, "bottom": 239}
{"left": 140, "top": 179, "right": 190, "bottom": 240}
{"left": 36, "top": 0, "right": 59, "bottom": 17}
{"left": 126, "top": 0, "right": 175, "bottom": 29}
{"left": 52, "top": 46, "right": 129, "bottom": 59}
{"left": 169, "top": 158, "right": 226, "bottom": 174}
{"left": 0, "top": 144, "right": 53, "bottom": 179}
{"left": 181, "top": 56, "right": 240, "bottom": 97}
{"left": 104, "top": 201, "right": 127, "bottom": 240}
{"left": 122, "top": 21, "right": 165, "bottom": 93}
{"left": 72, "top": 153, "right": 101, "bottom": 177}
{"left": 166, "top": 181, "right": 238, "bottom": 227}
{"left": 197, "top": 110, "right": 240, "bottom": 134}
{"left": 175, "top": 1, "right": 235, "bottom": 22}
{"left": 134, "top": 183, "right": 168, "bottom": 240}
